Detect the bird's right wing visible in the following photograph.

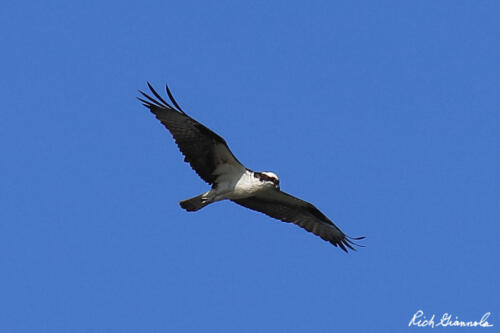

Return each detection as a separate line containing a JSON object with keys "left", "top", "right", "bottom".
{"left": 138, "top": 83, "right": 245, "bottom": 185}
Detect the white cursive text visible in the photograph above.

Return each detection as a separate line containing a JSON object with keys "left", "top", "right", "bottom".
{"left": 409, "top": 310, "right": 493, "bottom": 328}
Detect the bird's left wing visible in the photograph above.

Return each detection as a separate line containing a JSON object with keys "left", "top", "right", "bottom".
{"left": 232, "top": 190, "right": 364, "bottom": 252}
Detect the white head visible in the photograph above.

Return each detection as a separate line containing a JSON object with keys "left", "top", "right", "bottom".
{"left": 255, "top": 171, "right": 280, "bottom": 189}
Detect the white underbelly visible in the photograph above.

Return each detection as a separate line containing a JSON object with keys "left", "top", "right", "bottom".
{"left": 213, "top": 169, "right": 264, "bottom": 200}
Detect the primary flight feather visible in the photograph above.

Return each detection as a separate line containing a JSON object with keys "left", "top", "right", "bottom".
{"left": 138, "top": 83, "right": 364, "bottom": 252}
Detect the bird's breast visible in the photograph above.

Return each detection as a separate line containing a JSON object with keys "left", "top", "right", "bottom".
{"left": 213, "top": 168, "right": 270, "bottom": 200}
{"left": 220, "top": 171, "right": 265, "bottom": 199}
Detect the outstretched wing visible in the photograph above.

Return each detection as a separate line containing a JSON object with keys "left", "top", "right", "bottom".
{"left": 232, "top": 190, "right": 364, "bottom": 252}
{"left": 138, "top": 83, "right": 244, "bottom": 185}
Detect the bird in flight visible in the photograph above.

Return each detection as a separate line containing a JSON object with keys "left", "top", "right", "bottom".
{"left": 138, "top": 83, "right": 364, "bottom": 252}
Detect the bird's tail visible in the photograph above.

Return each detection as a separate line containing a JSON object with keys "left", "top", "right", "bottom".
{"left": 179, "top": 194, "right": 210, "bottom": 212}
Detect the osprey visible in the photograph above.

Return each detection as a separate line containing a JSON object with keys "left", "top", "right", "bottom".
{"left": 138, "top": 83, "right": 364, "bottom": 252}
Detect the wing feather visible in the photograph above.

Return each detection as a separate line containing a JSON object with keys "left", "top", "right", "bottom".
{"left": 232, "top": 190, "right": 364, "bottom": 252}
{"left": 138, "top": 83, "right": 244, "bottom": 184}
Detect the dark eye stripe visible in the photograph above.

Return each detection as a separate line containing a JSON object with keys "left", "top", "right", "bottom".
{"left": 254, "top": 172, "right": 279, "bottom": 184}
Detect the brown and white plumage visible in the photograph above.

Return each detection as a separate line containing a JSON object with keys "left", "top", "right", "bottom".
{"left": 138, "top": 83, "right": 364, "bottom": 252}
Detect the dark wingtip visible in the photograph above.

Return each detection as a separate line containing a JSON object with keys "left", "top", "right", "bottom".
{"left": 335, "top": 235, "right": 365, "bottom": 253}
{"left": 137, "top": 96, "right": 152, "bottom": 108}
{"left": 166, "top": 83, "right": 185, "bottom": 113}
{"left": 346, "top": 235, "right": 366, "bottom": 249}
{"left": 338, "top": 241, "right": 348, "bottom": 253}
{"left": 137, "top": 82, "right": 186, "bottom": 114}
{"left": 147, "top": 82, "right": 172, "bottom": 108}
{"left": 138, "top": 89, "right": 164, "bottom": 108}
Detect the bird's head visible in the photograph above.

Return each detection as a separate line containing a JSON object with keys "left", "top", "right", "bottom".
{"left": 256, "top": 171, "right": 280, "bottom": 190}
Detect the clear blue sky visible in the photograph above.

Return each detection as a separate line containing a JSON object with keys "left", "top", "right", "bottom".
{"left": 1, "top": 1, "right": 499, "bottom": 332}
